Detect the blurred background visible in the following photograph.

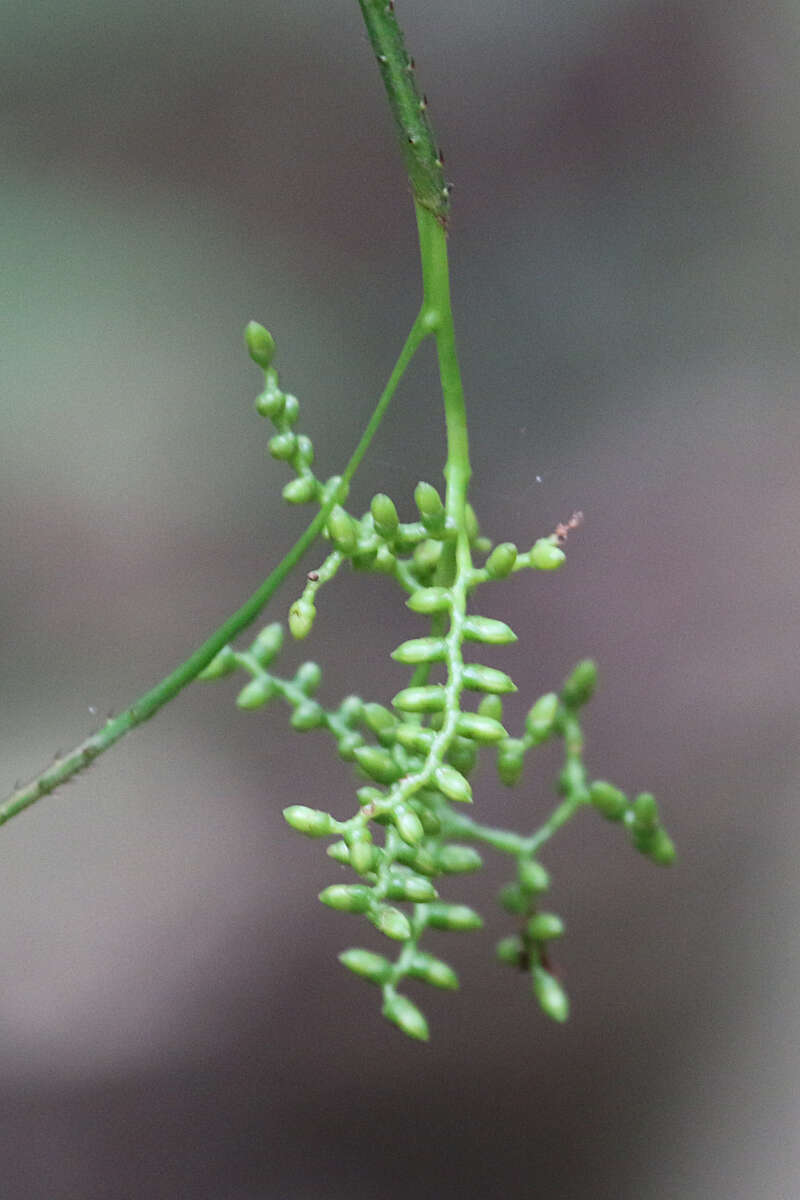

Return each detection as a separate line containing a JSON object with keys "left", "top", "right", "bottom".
{"left": 2, "top": 0, "right": 799, "bottom": 1195}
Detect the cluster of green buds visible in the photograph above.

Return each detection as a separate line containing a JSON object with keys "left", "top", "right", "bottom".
{"left": 202, "top": 326, "right": 677, "bottom": 1040}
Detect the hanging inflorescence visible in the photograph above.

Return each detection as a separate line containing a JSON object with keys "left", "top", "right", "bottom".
{"left": 197, "top": 325, "right": 676, "bottom": 1041}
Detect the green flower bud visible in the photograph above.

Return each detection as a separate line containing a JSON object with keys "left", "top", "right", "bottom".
{"left": 352, "top": 543, "right": 379, "bottom": 571}
{"left": 283, "top": 805, "right": 334, "bottom": 837}
{"left": 353, "top": 745, "right": 402, "bottom": 784}
{"left": 497, "top": 738, "right": 525, "bottom": 786}
{"left": 347, "top": 830, "right": 377, "bottom": 875}
{"left": 589, "top": 780, "right": 628, "bottom": 821}
{"left": 408, "top": 952, "right": 459, "bottom": 990}
{"left": 268, "top": 431, "right": 298, "bottom": 461}
{"left": 385, "top": 873, "right": 438, "bottom": 903}
{"left": 412, "top": 540, "right": 443, "bottom": 575}
{"left": 291, "top": 700, "right": 324, "bottom": 731}
{"left": 496, "top": 935, "right": 525, "bottom": 966}
{"left": 375, "top": 906, "right": 412, "bottom": 941}
{"left": 477, "top": 694, "right": 504, "bottom": 721}
{"left": 462, "top": 616, "right": 517, "bottom": 645}
{"left": 561, "top": 659, "right": 598, "bottom": 708}
{"left": 281, "top": 393, "right": 300, "bottom": 425}
{"left": 530, "top": 538, "right": 566, "bottom": 571}
{"left": 393, "top": 804, "right": 425, "bottom": 846}
{"left": 370, "top": 492, "right": 399, "bottom": 538}
{"left": 326, "top": 840, "right": 350, "bottom": 864}
{"left": 282, "top": 475, "right": 318, "bottom": 504}
{"left": 408, "top": 798, "right": 441, "bottom": 836}
{"left": 294, "top": 434, "right": 314, "bottom": 468}
{"left": 394, "top": 725, "right": 435, "bottom": 754}
{"left": 485, "top": 542, "right": 517, "bottom": 579}
{"left": 647, "top": 828, "right": 677, "bottom": 866}
{"left": 406, "top": 587, "right": 451, "bottom": 614}
{"left": 436, "top": 844, "right": 483, "bottom": 874}
{"left": 525, "top": 692, "right": 560, "bottom": 744}
{"left": 197, "top": 644, "right": 236, "bottom": 680}
{"left": 526, "top": 912, "right": 565, "bottom": 941}
{"left": 426, "top": 902, "right": 483, "bottom": 931}
{"left": 319, "top": 884, "right": 373, "bottom": 914}
{"left": 532, "top": 966, "right": 569, "bottom": 1023}
{"left": 382, "top": 992, "right": 429, "bottom": 1041}
{"left": 294, "top": 661, "right": 322, "bottom": 695}
{"left": 456, "top": 713, "right": 508, "bottom": 743}
{"left": 337, "top": 732, "right": 362, "bottom": 761}
{"left": 338, "top": 948, "right": 392, "bottom": 985}
{"left": 288, "top": 599, "right": 316, "bottom": 640}
{"left": 249, "top": 623, "right": 284, "bottom": 667}
{"left": 326, "top": 505, "right": 358, "bottom": 554}
{"left": 414, "top": 481, "right": 445, "bottom": 529}
{"left": 362, "top": 703, "right": 396, "bottom": 739}
{"left": 254, "top": 386, "right": 285, "bottom": 420}
{"left": 244, "top": 320, "right": 276, "bottom": 369}
{"left": 519, "top": 859, "right": 550, "bottom": 894}
{"left": 446, "top": 736, "right": 478, "bottom": 776}
{"left": 338, "top": 695, "right": 364, "bottom": 727}
{"left": 461, "top": 664, "right": 517, "bottom": 694}
{"left": 434, "top": 763, "right": 473, "bottom": 804}
{"left": 391, "top": 637, "right": 448, "bottom": 667}
{"left": 236, "top": 676, "right": 275, "bottom": 709}
{"left": 392, "top": 685, "right": 447, "bottom": 713}
{"left": 632, "top": 791, "right": 659, "bottom": 832}
{"left": 498, "top": 883, "right": 527, "bottom": 914}
{"left": 373, "top": 545, "right": 397, "bottom": 573}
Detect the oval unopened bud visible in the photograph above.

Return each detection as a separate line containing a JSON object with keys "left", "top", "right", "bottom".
{"left": 434, "top": 763, "right": 472, "bottom": 804}
{"left": 647, "top": 828, "right": 677, "bottom": 866}
{"left": 462, "top": 616, "right": 517, "bottom": 645}
{"left": 197, "top": 645, "right": 236, "bottom": 680}
{"left": 525, "top": 692, "right": 560, "bottom": 744}
{"left": 426, "top": 902, "right": 483, "bottom": 931}
{"left": 477, "top": 694, "right": 504, "bottom": 721}
{"left": 519, "top": 859, "right": 550, "bottom": 894}
{"left": 632, "top": 791, "right": 659, "bottom": 832}
{"left": 353, "top": 745, "right": 402, "bottom": 784}
{"left": 385, "top": 873, "right": 437, "bottom": 903}
{"left": 294, "top": 661, "right": 322, "bottom": 694}
{"left": 282, "top": 475, "right": 318, "bottom": 504}
{"left": 496, "top": 935, "right": 525, "bottom": 966}
{"left": 319, "top": 884, "right": 372, "bottom": 914}
{"left": 446, "top": 737, "right": 477, "bottom": 776}
{"left": 526, "top": 912, "right": 565, "bottom": 941}
{"left": 288, "top": 599, "right": 316, "bottom": 640}
{"left": 370, "top": 492, "right": 399, "bottom": 537}
{"left": 589, "top": 780, "right": 628, "bottom": 821}
{"left": 294, "top": 434, "right": 314, "bottom": 467}
{"left": 530, "top": 538, "right": 566, "bottom": 571}
{"left": 249, "top": 622, "right": 284, "bottom": 667}
{"left": 532, "top": 966, "right": 569, "bottom": 1023}
{"left": 382, "top": 992, "right": 429, "bottom": 1041}
{"left": 408, "top": 952, "right": 459, "bottom": 990}
{"left": 393, "top": 804, "right": 425, "bottom": 846}
{"left": 497, "top": 738, "right": 525, "bottom": 786}
{"left": 437, "top": 844, "right": 483, "bottom": 874}
{"left": 498, "top": 882, "right": 527, "bottom": 914}
{"left": 392, "top": 685, "right": 447, "bottom": 713}
{"left": 268, "top": 431, "right": 297, "bottom": 461}
{"left": 485, "top": 542, "right": 517, "bottom": 579}
{"left": 414, "top": 481, "right": 445, "bottom": 528}
{"left": 326, "top": 505, "right": 358, "bottom": 554}
{"left": 236, "top": 676, "right": 275, "bottom": 709}
{"left": 326, "top": 840, "right": 350, "bottom": 864}
{"left": 406, "top": 587, "right": 451, "bottom": 614}
{"left": 284, "top": 805, "right": 334, "bottom": 837}
{"left": 337, "top": 732, "right": 362, "bottom": 761}
{"left": 339, "top": 948, "right": 392, "bottom": 985}
{"left": 244, "top": 320, "right": 276, "bottom": 369}
{"left": 254, "top": 386, "right": 284, "bottom": 420}
{"left": 375, "top": 906, "right": 412, "bottom": 941}
{"left": 561, "top": 659, "right": 598, "bottom": 708}
{"left": 462, "top": 664, "right": 517, "bottom": 694}
{"left": 281, "top": 393, "right": 299, "bottom": 425}
{"left": 362, "top": 703, "right": 396, "bottom": 738}
{"left": 291, "top": 700, "right": 324, "bottom": 731}
{"left": 456, "top": 713, "right": 508, "bottom": 742}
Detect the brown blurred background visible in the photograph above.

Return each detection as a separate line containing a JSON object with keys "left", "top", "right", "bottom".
{"left": 2, "top": 1, "right": 799, "bottom": 1196}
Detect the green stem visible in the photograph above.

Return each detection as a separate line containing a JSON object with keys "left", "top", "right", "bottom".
{"left": 1, "top": 315, "right": 428, "bottom": 827}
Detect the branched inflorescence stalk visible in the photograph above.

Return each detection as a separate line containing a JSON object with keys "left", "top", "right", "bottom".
{"left": 1, "top": 0, "right": 674, "bottom": 1041}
